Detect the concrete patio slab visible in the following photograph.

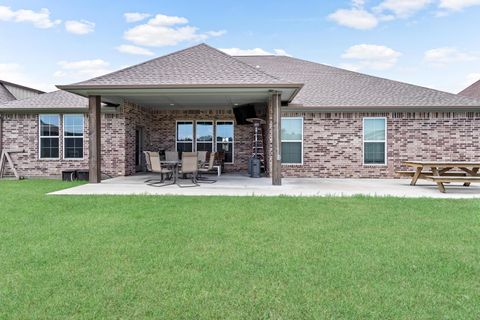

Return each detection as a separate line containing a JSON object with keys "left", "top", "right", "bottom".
{"left": 49, "top": 174, "right": 480, "bottom": 198}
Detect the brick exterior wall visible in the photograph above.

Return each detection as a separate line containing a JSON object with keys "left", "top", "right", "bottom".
{"left": 1, "top": 108, "right": 479, "bottom": 179}
{"left": 0, "top": 113, "right": 126, "bottom": 178}
{"left": 281, "top": 111, "right": 480, "bottom": 178}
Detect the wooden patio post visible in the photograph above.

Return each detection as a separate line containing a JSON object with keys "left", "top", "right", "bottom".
{"left": 88, "top": 95, "right": 101, "bottom": 183}
{"left": 270, "top": 91, "right": 282, "bottom": 186}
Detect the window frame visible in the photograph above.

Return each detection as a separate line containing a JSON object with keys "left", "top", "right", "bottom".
{"left": 215, "top": 120, "right": 235, "bottom": 164}
{"left": 362, "top": 117, "right": 387, "bottom": 166}
{"left": 195, "top": 120, "right": 214, "bottom": 152}
{"left": 175, "top": 120, "right": 194, "bottom": 153}
{"left": 281, "top": 117, "right": 304, "bottom": 165}
{"left": 63, "top": 114, "right": 85, "bottom": 160}
{"left": 38, "top": 114, "right": 60, "bottom": 160}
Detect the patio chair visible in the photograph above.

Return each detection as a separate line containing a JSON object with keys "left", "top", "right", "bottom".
{"left": 165, "top": 151, "right": 179, "bottom": 162}
{"left": 145, "top": 151, "right": 173, "bottom": 186}
{"left": 178, "top": 152, "right": 199, "bottom": 187}
{"left": 143, "top": 151, "right": 152, "bottom": 172}
{"left": 198, "top": 151, "right": 208, "bottom": 166}
{"left": 198, "top": 152, "right": 217, "bottom": 183}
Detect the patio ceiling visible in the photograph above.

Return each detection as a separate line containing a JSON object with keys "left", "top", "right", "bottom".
{"left": 59, "top": 86, "right": 300, "bottom": 109}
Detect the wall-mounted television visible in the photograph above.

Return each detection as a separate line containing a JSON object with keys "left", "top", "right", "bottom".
{"left": 233, "top": 104, "right": 257, "bottom": 125}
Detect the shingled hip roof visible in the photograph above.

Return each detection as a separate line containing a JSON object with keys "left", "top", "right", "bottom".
{"left": 0, "top": 90, "right": 89, "bottom": 111}
{"left": 58, "top": 44, "right": 299, "bottom": 89}
{"left": 236, "top": 55, "right": 480, "bottom": 109}
{"left": 51, "top": 43, "right": 480, "bottom": 111}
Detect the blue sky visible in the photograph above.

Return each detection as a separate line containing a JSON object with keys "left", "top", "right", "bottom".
{"left": 1, "top": 0, "right": 480, "bottom": 93}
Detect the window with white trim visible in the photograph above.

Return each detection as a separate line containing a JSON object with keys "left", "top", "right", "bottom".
{"left": 64, "top": 115, "right": 84, "bottom": 159}
{"left": 216, "top": 121, "right": 234, "bottom": 163}
{"left": 281, "top": 117, "right": 303, "bottom": 164}
{"left": 39, "top": 114, "right": 60, "bottom": 159}
{"left": 176, "top": 121, "right": 194, "bottom": 152}
{"left": 196, "top": 121, "right": 213, "bottom": 152}
{"left": 363, "top": 118, "right": 387, "bottom": 165}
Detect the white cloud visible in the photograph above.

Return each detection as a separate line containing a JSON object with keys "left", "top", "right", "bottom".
{"left": 116, "top": 44, "right": 154, "bottom": 56}
{"left": 124, "top": 12, "right": 151, "bottom": 23}
{"left": 206, "top": 30, "right": 227, "bottom": 37}
{"left": 424, "top": 47, "right": 479, "bottom": 65}
{"left": 329, "top": 0, "right": 478, "bottom": 29}
{"left": 0, "top": 63, "right": 54, "bottom": 91}
{"left": 54, "top": 59, "right": 111, "bottom": 79}
{"left": 374, "top": 0, "right": 433, "bottom": 18}
{"left": 328, "top": 8, "right": 378, "bottom": 30}
{"left": 65, "top": 20, "right": 95, "bottom": 35}
{"left": 439, "top": 0, "right": 480, "bottom": 10}
{"left": 0, "top": 5, "right": 61, "bottom": 28}
{"left": 219, "top": 48, "right": 291, "bottom": 56}
{"left": 341, "top": 44, "right": 402, "bottom": 70}
{"left": 123, "top": 13, "right": 225, "bottom": 47}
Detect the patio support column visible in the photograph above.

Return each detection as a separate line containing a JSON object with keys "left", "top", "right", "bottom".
{"left": 271, "top": 91, "right": 282, "bottom": 186}
{"left": 88, "top": 95, "right": 101, "bottom": 183}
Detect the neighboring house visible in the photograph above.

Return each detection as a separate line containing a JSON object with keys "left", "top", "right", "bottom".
{"left": 1, "top": 44, "right": 480, "bottom": 184}
{"left": 0, "top": 80, "right": 43, "bottom": 104}
{"left": 459, "top": 79, "right": 480, "bottom": 99}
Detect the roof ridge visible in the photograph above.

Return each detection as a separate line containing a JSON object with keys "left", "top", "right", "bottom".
{"left": 61, "top": 43, "right": 291, "bottom": 87}
{"left": 63, "top": 43, "right": 212, "bottom": 87}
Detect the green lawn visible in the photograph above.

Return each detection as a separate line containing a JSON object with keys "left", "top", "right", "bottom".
{"left": 0, "top": 180, "right": 479, "bottom": 319}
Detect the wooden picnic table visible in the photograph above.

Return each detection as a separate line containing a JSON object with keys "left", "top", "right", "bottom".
{"left": 402, "top": 161, "right": 480, "bottom": 193}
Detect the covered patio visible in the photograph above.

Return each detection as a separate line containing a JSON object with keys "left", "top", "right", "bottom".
{"left": 50, "top": 174, "right": 480, "bottom": 198}
{"left": 58, "top": 44, "right": 303, "bottom": 186}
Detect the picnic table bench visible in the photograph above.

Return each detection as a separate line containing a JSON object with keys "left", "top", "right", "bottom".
{"left": 398, "top": 161, "right": 480, "bottom": 193}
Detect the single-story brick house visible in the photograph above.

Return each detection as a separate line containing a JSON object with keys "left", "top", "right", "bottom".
{"left": 1, "top": 44, "right": 480, "bottom": 185}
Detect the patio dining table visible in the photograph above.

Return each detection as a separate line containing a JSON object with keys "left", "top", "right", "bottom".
{"left": 403, "top": 161, "right": 480, "bottom": 192}
{"left": 160, "top": 160, "right": 181, "bottom": 185}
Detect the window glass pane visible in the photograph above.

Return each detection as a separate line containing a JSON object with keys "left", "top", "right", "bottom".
{"left": 281, "top": 119, "right": 302, "bottom": 141}
{"left": 40, "top": 137, "right": 59, "bottom": 158}
{"left": 197, "top": 143, "right": 213, "bottom": 152}
{"left": 64, "top": 138, "right": 83, "bottom": 159}
{"left": 196, "top": 121, "right": 213, "bottom": 142}
{"left": 216, "top": 122, "right": 233, "bottom": 142}
{"left": 177, "top": 142, "right": 193, "bottom": 153}
{"left": 282, "top": 142, "right": 302, "bottom": 164}
{"left": 64, "top": 115, "right": 84, "bottom": 137}
{"left": 40, "top": 115, "right": 59, "bottom": 137}
{"left": 364, "top": 119, "right": 385, "bottom": 141}
{"left": 177, "top": 122, "right": 193, "bottom": 141}
{"left": 217, "top": 143, "right": 233, "bottom": 163}
{"left": 364, "top": 142, "right": 385, "bottom": 164}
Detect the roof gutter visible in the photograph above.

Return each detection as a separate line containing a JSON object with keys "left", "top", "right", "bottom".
{"left": 57, "top": 83, "right": 304, "bottom": 103}
{"left": 57, "top": 83, "right": 304, "bottom": 90}
{"left": 283, "top": 105, "right": 480, "bottom": 113}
